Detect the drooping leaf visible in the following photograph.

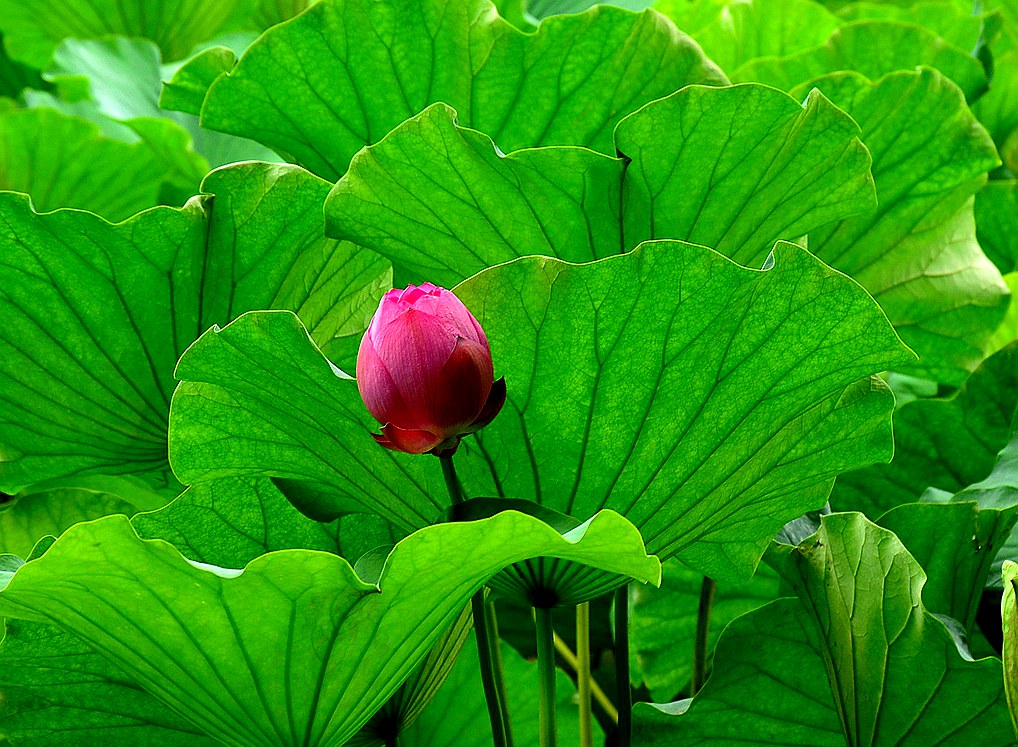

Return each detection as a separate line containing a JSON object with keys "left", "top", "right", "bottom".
{"left": 38, "top": 37, "right": 278, "bottom": 172}
{"left": 630, "top": 558, "right": 781, "bottom": 701}
{"left": 197, "top": 0, "right": 726, "bottom": 179}
{"left": 0, "top": 619, "right": 218, "bottom": 747}
{"left": 790, "top": 69, "right": 1006, "bottom": 386}
{"left": 0, "top": 161, "right": 390, "bottom": 494}
{"left": 636, "top": 514, "right": 1015, "bottom": 745}
{"left": 735, "top": 21, "right": 988, "bottom": 100}
{"left": 170, "top": 241, "right": 912, "bottom": 579}
{"left": 0, "top": 510, "right": 660, "bottom": 747}
{"left": 832, "top": 343, "right": 1018, "bottom": 517}
{"left": 326, "top": 82, "right": 874, "bottom": 286}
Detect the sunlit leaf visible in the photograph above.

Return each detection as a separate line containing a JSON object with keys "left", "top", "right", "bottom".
{"left": 170, "top": 241, "right": 911, "bottom": 579}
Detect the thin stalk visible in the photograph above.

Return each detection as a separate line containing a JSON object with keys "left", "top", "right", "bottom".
{"left": 552, "top": 633, "right": 618, "bottom": 724}
{"left": 536, "top": 606, "right": 558, "bottom": 747}
{"left": 691, "top": 576, "right": 717, "bottom": 696}
{"left": 614, "top": 584, "right": 632, "bottom": 747}
{"left": 440, "top": 453, "right": 509, "bottom": 747}
{"left": 486, "top": 600, "right": 515, "bottom": 747}
{"left": 576, "top": 603, "right": 593, "bottom": 747}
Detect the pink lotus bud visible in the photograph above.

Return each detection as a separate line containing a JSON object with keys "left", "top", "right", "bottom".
{"left": 356, "top": 283, "right": 506, "bottom": 455}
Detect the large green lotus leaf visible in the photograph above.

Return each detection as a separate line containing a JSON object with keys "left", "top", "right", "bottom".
{"left": 0, "top": 509, "right": 659, "bottom": 747}
{"left": 976, "top": 181, "right": 1018, "bottom": 274}
{"left": 790, "top": 69, "right": 1007, "bottom": 386}
{"left": 0, "top": 106, "right": 168, "bottom": 221}
{"left": 630, "top": 558, "right": 781, "bottom": 701}
{"left": 0, "top": 162, "right": 390, "bottom": 495}
{"left": 1003, "top": 560, "right": 1018, "bottom": 739}
{"left": 0, "top": 0, "right": 243, "bottom": 67}
{"left": 768, "top": 513, "right": 1014, "bottom": 745}
{"left": 666, "top": 0, "right": 841, "bottom": 74}
{"left": 0, "top": 478, "right": 392, "bottom": 746}
{"left": 734, "top": 21, "right": 987, "bottom": 99}
{"left": 170, "top": 241, "right": 912, "bottom": 579}
{"left": 399, "top": 633, "right": 593, "bottom": 747}
{"left": 0, "top": 488, "right": 137, "bottom": 558}
{"left": 197, "top": 0, "right": 726, "bottom": 180}
{"left": 988, "top": 274, "right": 1018, "bottom": 357}
{"left": 0, "top": 619, "right": 218, "bottom": 747}
{"left": 615, "top": 83, "right": 873, "bottom": 261}
{"left": 326, "top": 83, "right": 873, "bottom": 286}
{"left": 837, "top": 0, "right": 998, "bottom": 53}
{"left": 832, "top": 343, "right": 1018, "bottom": 517}
{"left": 877, "top": 501, "right": 1018, "bottom": 633}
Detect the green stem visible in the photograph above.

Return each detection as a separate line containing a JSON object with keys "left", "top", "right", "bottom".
{"left": 440, "top": 453, "right": 509, "bottom": 747}
{"left": 536, "top": 606, "right": 558, "bottom": 747}
{"left": 486, "top": 600, "right": 515, "bottom": 747}
{"left": 614, "top": 584, "right": 632, "bottom": 747}
{"left": 691, "top": 576, "right": 716, "bottom": 696}
{"left": 577, "top": 603, "right": 593, "bottom": 747}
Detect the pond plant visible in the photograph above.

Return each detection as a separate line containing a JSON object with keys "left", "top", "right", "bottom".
{"left": 1, "top": 0, "right": 1018, "bottom": 745}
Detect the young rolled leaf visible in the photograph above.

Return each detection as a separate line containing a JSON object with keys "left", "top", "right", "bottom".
{"left": 0, "top": 509, "right": 660, "bottom": 747}
{"left": 0, "top": 162, "right": 389, "bottom": 494}
{"left": 197, "top": 0, "right": 726, "bottom": 179}
{"left": 170, "top": 240, "right": 913, "bottom": 580}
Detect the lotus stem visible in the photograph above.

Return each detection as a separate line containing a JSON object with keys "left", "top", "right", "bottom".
{"left": 614, "top": 584, "right": 632, "bottom": 747}
{"left": 536, "top": 606, "right": 558, "bottom": 747}
{"left": 440, "top": 453, "right": 510, "bottom": 747}
{"left": 691, "top": 576, "right": 716, "bottom": 696}
{"left": 577, "top": 602, "right": 593, "bottom": 747}
{"left": 551, "top": 632, "right": 618, "bottom": 724}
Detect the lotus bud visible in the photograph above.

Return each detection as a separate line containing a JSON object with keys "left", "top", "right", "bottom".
{"left": 356, "top": 283, "right": 506, "bottom": 455}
